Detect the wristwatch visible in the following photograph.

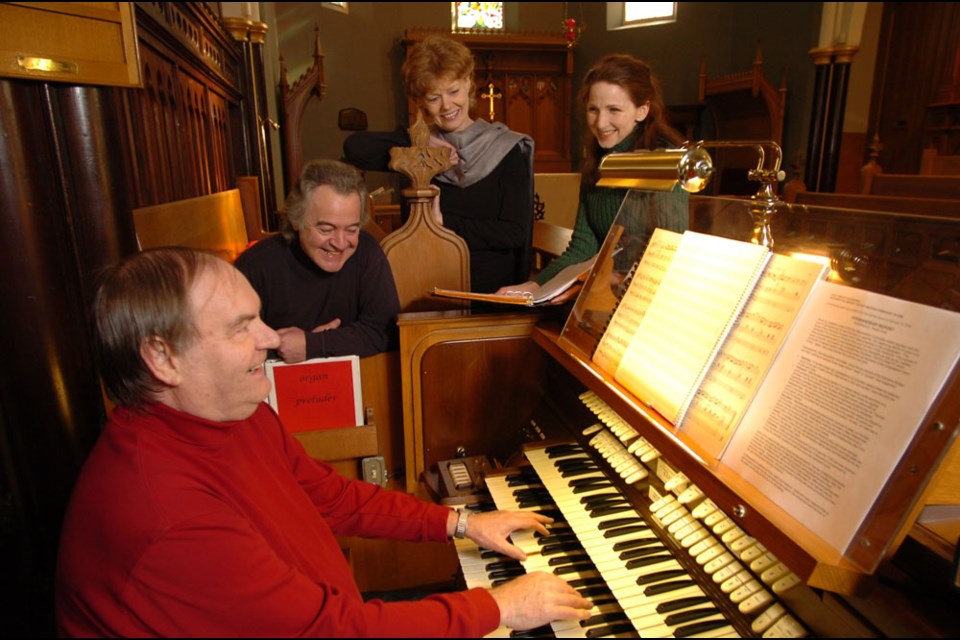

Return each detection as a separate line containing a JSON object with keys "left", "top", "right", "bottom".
{"left": 454, "top": 509, "right": 470, "bottom": 539}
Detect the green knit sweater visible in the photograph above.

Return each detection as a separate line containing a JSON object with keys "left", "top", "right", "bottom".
{"left": 534, "top": 131, "right": 689, "bottom": 285}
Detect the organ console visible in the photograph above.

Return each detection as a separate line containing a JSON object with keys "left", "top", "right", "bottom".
{"left": 397, "top": 192, "right": 960, "bottom": 637}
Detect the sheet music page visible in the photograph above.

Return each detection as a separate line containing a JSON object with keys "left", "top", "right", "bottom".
{"left": 722, "top": 282, "right": 960, "bottom": 553}
{"left": 614, "top": 232, "right": 771, "bottom": 424}
{"left": 679, "top": 254, "right": 830, "bottom": 459}
{"left": 592, "top": 228, "right": 681, "bottom": 375}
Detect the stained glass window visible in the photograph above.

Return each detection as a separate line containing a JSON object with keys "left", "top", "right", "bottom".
{"left": 452, "top": 2, "right": 504, "bottom": 32}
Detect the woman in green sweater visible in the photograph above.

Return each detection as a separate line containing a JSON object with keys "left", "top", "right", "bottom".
{"left": 497, "top": 54, "right": 687, "bottom": 301}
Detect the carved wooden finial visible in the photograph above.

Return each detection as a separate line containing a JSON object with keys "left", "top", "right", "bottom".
{"left": 388, "top": 114, "right": 455, "bottom": 192}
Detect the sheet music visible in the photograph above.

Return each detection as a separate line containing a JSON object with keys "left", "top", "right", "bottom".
{"left": 723, "top": 282, "right": 960, "bottom": 553}
{"left": 680, "top": 254, "right": 830, "bottom": 459}
{"left": 592, "top": 228, "right": 681, "bottom": 375}
{"left": 614, "top": 232, "right": 771, "bottom": 425}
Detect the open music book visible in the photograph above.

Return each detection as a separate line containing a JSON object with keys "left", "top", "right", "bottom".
{"left": 594, "top": 229, "right": 832, "bottom": 458}
{"left": 611, "top": 231, "right": 774, "bottom": 429}
{"left": 432, "top": 256, "right": 596, "bottom": 306}
{"left": 590, "top": 228, "right": 960, "bottom": 552}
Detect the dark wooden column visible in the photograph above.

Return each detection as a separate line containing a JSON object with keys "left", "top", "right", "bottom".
{"left": 224, "top": 17, "right": 280, "bottom": 232}
{"left": 0, "top": 78, "right": 133, "bottom": 636}
{"left": 804, "top": 45, "right": 859, "bottom": 193}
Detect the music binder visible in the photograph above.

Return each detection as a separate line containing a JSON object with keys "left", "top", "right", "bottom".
{"left": 613, "top": 231, "right": 772, "bottom": 427}
{"left": 432, "top": 255, "right": 597, "bottom": 307}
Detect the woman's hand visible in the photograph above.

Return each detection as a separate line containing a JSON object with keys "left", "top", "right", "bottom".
{"left": 427, "top": 133, "right": 459, "bottom": 165}
{"left": 495, "top": 281, "right": 539, "bottom": 297}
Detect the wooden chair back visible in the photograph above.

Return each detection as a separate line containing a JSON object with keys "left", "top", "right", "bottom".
{"left": 699, "top": 48, "right": 786, "bottom": 196}
{"left": 534, "top": 172, "right": 580, "bottom": 229}
{"left": 132, "top": 189, "right": 249, "bottom": 262}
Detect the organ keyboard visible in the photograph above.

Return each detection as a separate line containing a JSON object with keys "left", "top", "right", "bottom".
{"left": 405, "top": 195, "right": 960, "bottom": 638}
{"left": 455, "top": 392, "right": 814, "bottom": 638}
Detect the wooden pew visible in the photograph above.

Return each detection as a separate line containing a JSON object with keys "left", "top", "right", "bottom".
{"left": 531, "top": 220, "right": 573, "bottom": 273}
{"left": 921, "top": 148, "right": 960, "bottom": 176}
{"left": 862, "top": 173, "right": 960, "bottom": 199}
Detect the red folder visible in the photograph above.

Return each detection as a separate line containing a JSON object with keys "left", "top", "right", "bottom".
{"left": 265, "top": 356, "right": 363, "bottom": 432}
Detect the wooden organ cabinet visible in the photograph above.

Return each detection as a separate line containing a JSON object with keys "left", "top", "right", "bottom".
{"left": 403, "top": 29, "right": 573, "bottom": 172}
{"left": 397, "top": 193, "right": 960, "bottom": 637}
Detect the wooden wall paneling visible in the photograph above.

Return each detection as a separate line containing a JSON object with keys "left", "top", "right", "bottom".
{"left": 504, "top": 74, "right": 532, "bottom": 137}
{"left": 134, "top": 45, "right": 181, "bottom": 205}
{"left": 534, "top": 74, "right": 568, "bottom": 169}
{"left": 131, "top": 2, "right": 247, "bottom": 206}
{"left": 871, "top": 3, "right": 960, "bottom": 174}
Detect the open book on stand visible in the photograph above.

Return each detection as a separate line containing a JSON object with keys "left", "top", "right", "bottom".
{"left": 589, "top": 227, "right": 960, "bottom": 553}
{"left": 432, "top": 256, "right": 597, "bottom": 307}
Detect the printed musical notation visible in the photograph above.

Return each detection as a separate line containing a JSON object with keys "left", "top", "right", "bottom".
{"left": 592, "top": 228, "right": 682, "bottom": 375}
{"left": 679, "top": 253, "right": 830, "bottom": 459}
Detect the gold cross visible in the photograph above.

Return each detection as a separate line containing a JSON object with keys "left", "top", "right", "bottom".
{"left": 480, "top": 82, "right": 502, "bottom": 122}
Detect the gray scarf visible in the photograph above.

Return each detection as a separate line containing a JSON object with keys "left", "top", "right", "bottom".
{"left": 436, "top": 119, "right": 532, "bottom": 188}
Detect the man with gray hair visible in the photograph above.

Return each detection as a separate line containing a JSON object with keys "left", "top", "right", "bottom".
{"left": 236, "top": 159, "right": 400, "bottom": 362}
{"left": 56, "top": 247, "right": 592, "bottom": 636}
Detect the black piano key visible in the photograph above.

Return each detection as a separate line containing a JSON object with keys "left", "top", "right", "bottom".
{"left": 554, "top": 562, "right": 596, "bottom": 575}
{"left": 509, "top": 624, "right": 555, "bottom": 638}
{"left": 484, "top": 560, "right": 523, "bottom": 571}
{"left": 635, "top": 568, "right": 690, "bottom": 585}
{"left": 512, "top": 488, "right": 549, "bottom": 498}
{"left": 583, "top": 611, "right": 629, "bottom": 624}
{"left": 488, "top": 567, "right": 526, "bottom": 579}
{"left": 643, "top": 579, "right": 696, "bottom": 596}
{"left": 557, "top": 463, "right": 598, "bottom": 474}
{"left": 585, "top": 621, "right": 636, "bottom": 637}
{"left": 619, "top": 545, "right": 668, "bottom": 561}
{"left": 656, "top": 595, "right": 712, "bottom": 614}
{"left": 547, "top": 553, "right": 591, "bottom": 566}
{"left": 578, "top": 585, "right": 614, "bottom": 599}
{"left": 588, "top": 503, "right": 634, "bottom": 517}
{"left": 561, "top": 467, "right": 601, "bottom": 478}
{"left": 672, "top": 618, "right": 732, "bottom": 638}
{"left": 604, "top": 524, "right": 650, "bottom": 538}
{"left": 567, "top": 576, "right": 605, "bottom": 588}
{"left": 544, "top": 444, "right": 582, "bottom": 456}
{"left": 580, "top": 491, "right": 622, "bottom": 504}
{"left": 613, "top": 537, "right": 661, "bottom": 552}
{"left": 568, "top": 476, "right": 611, "bottom": 487}
{"left": 597, "top": 516, "right": 646, "bottom": 530}
{"left": 664, "top": 607, "right": 723, "bottom": 626}
{"left": 540, "top": 541, "right": 584, "bottom": 555}
{"left": 625, "top": 552, "right": 675, "bottom": 569}
{"left": 518, "top": 498, "right": 554, "bottom": 508}
{"left": 572, "top": 482, "right": 614, "bottom": 493}
{"left": 536, "top": 533, "right": 579, "bottom": 545}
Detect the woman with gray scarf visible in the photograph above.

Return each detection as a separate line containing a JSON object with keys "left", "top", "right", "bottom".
{"left": 344, "top": 36, "right": 534, "bottom": 294}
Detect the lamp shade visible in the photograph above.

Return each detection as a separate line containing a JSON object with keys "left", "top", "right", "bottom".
{"left": 597, "top": 146, "right": 714, "bottom": 192}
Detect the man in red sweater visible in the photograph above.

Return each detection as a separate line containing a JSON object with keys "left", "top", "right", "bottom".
{"left": 56, "top": 247, "right": 591, "bottom": 637}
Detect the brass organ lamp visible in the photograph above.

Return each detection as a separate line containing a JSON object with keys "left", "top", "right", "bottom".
{"left": 597, "top": 140, "right": 786, "bottom": 248}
